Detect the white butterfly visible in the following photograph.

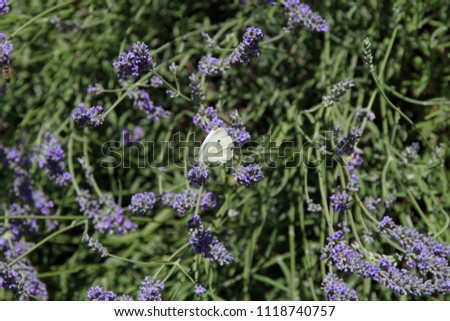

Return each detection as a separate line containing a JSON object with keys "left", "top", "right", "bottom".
{"left": 198, "top": 127, "right": 234, "bottom": 165}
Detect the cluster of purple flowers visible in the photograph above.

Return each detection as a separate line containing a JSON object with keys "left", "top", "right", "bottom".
{"left": 189, "top": 73, "right": 205, "bottom": 106}
{"left": 87, "top": 276, "right": 164, "bottom": 301}
{"left": 0, "top": 0, "right": 9, "bottom": 15}
{"left": 150, "top": 75, "right": 163, "bottom": 87}
{"left": 128, "top": 192, "right": 156, "bottom": 216}
{"left": 194, "top": 284, "right": 207, "bottom": 295}
{"left": 233, "top": 164, "right": 264, "bottom": 188}
{"left": 329, "top": 190, "right": 352, "bottom": 213}
{"left": 35, "top": 132, "right": 71, "bottom": 186}
{"left": 364, "top": 196, "right": 381, "bottom": 211}
{"left": 0, "top": 32, "right": 13, "bottom": 66}
{"left": 128, "top": 88, "right": 170, "bottom": 122}
{"left": 321, "top": 226, "right": 450, "bottom": 297}
{"left": 187, "top": 215, "right": 234, "bottom": 266}
{"left": 345, "top": 151, "right": 363, "bottom": 192}
{"left": 322, "top": 78, "right": 355, "bottom": 108}
{"left": 198, "top": 26, "right": 264, "bottom": 77}
{"left": 76, "top": 189, "right": 137, "bottom": 234}
{"left": 335, "top": 127, "right": 362, "bottom": 156}
{"left": 72, "top": 103, "right": 106, "bottom": 128}
{"left": 229, "top": 26, "right": 264, "bottom": 64}
{"left": 226, "top": 110, "right": 251, "bottom": 146}
{"left": 113, "top": 42, "right": 155, "bottom": 79}
{"left": 87, "top": 83, "right": 103, "bottom": 95}
{"left": 321, "top": 273, "right": 358, "bottom": 301}
{"left": 284, "top": 1, "right": 329, "bottom": 32}
{"left": 187, "top": 164, "right": 209, "bottom": 186}
{"left": 193, "top": 106, "right": 225, "bottom": 133}
{"left": 161, "top": 189, "right": 218, "bottom": 216}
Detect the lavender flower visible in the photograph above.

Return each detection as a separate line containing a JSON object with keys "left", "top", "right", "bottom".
{"left": 346, "top": 151, "right": 363, "bottom": 192}
{"left": 0, "top": 259, "right": 48, "bottom": 300}
{"left": 187, "top": 164, "right": 209, "bottom": 186}
{"left": 201, "top": 32, "right": 220, "bottom": 50}
{"left": 226, "top": 110, "right": 250, "bottom": 145}
{"left": 166, "top": 189, "right": 218, "bottom": 215}
{"left": 378, "top": 216, "right": 450, "bottom": 280}
{"left": 322, "top": 78, "right": 355, "bottom": 108}
{"left": 229, "top": 27, "right": 264, "bottom": 64}
{"left": 77, "top": 190, "right": 137, "bottom": 235}
{"left": 189, "top": 73, "right": 205, "bottom": 105}
{"left": 128, "top": 88, "right": 170, "bottom": 122}
{"left": 329, "top": 190, "right": 352, "bottom": 212}
{"left": 113, "top": 42, "right": 155, "bottom": 79}
{"left": 193, "top": 106, "right": 225, "bottom": 133}
{"left": 82, "top": 233, "right": 109, "bottom": 258}
{"left": 321, "top": 229, "right": 450, "bottom": 297}
{"left": 32, "top": 191, "right": 54, "bottom": 216}
{"left": 354, "top": 107, "right": 375, "bottom": 122}
{"left": 0, "top": 0, "right": 9, "bottom": 15}
{"left": 363, "top": 37, "right": 374, "bottom": 73}
{"left": 87, "top": 285, "right": 117, "bottom": 301}
{"left": 364, "top": 196, "right": 381, "bottom": 210}
{"left": 335, "top": 127, "right": 362, "bottom": 156}
{"left": 0, "top": 33, "right": 13, "bottom": 65}
{"left": 87, "top": 83, "right": 103, "bottom": 95}
{"left": 169, "top": 62, "right": 179, "bottom": 73}
{"left": 138, "top": 276, "right": 164, "bottom": 301}
{"left": 8, "top": 203, "right": 38, "bottom": 239}
{"left": 267, "top": 0, "right": 276, "bottom": 6}
{"left": 122, "top": 126, "right": 145, "bottom": 146}
{"left": 128, "top": 192, "right": 156, "bottom": 216}
{"left": 187, "top": 215, "right": 234, "bottom": 265}
{"left": 233, "top": 164, "right": 264, "bottom": 188}
{"left": 285, "top": 1, "right": 329, "bottom": 32}
{"left": 35, "top": 132, "right": 71, "bottom": 186}
{"left": 321, "top": 274, "right": 358, "bottom": 301}
{"left": 194, "top": 284, "right": 206, "bottom": 295}
{"left": 13, "top": 171, "right": 33, "bottom": 203}
{"left": 198, "top": 55, "right": 230, "bottom": 76}
{"left": 72, "top": 103, "right": 106, "bottom": 128}
{"left": 150, "top": 75, "right": 163, "bottom": 87}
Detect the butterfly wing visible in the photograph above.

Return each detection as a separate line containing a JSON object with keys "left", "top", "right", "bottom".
{"left": 199, "top": 128, "right": 234, "bottom": 165}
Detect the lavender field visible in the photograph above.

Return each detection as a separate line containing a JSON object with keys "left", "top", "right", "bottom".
{"left": 0, "top": 0, "right": 449, "bottom": 301}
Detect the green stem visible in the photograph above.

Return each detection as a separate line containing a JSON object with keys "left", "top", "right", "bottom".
{"left": 11, "top": 1, "right": 76, "bottom": 38}
{"left": 8, "top": 220, "right": 85, "bottom": 267}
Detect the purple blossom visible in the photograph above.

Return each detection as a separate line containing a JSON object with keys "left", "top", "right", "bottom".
{"left": 187, "top": 164, "right": 209, "bottom": 186}
{"left": 229, "top": 26, "right": 264, "bottom": 64}
{"left": 87, "top": 285, "right": 117, "bottom": 301}
{"left": 329, "top": 190, "right": 352, "bottom": 212}
{"left": 76, "top": 190, "right": 137, "bottom": 235}
{"left": 193, "top": 106, "right": 225, "bottom": 133}
{"left": 128, "top": 192, "right": 156, "bottom": 216}
{"left": 87, "top": 83, "right": 103, "bottom": 95}
{"left": 187, "top": 215, "right": 234, "bottom": 265}
{"left": 13, "top": 171, "right": 33, "bottom": 203}
{"left": 165, "top": 189, "right": 218, "bottom": 215}
{"left": 335, "top": 127, "right": 362, "bottom": 156}
{"left": 0, "top": 0, "right": 8, "bottom": 15}
{"left": 138, "top": 276, "right": 164, "bottom": 301}
{"left": 113, "top": 42, "right": 155, "bottom": 79}
{"left": 322, "top": 78, "right": 355, "bottom": 108}
{"left": 128, "top": 88, "right": 170, "bottom": 122}
{"left": 35, "top": 132, "right": 71, "bottom": 186}
{"left": 321, "top": 274, "right": 358, "bottom": 301}
{"left": 194, "top": 284, "right": 206, "bottom": 295}
{"left": 285, "top": 1, "right": 329, "bottom": 32}
{"left": 233, "top": 164, "right": 264, "bottom": 188}
{"left": 8, "top": 203, "right": 38, "bottom": 239}
{"left": 198, "top": 55, "right": 230, "bottom": 76}
{"left": 189, "top": 73, "right": 205, "bottom": 105}
{"left": 364, "top": 196, "right": 381, "bottom": 210}
{"left": 72, "top": 103, "right": 106, "bottom": 128}
{"left": 122, "top": 126, "right": 145, "bottom": 146}
{"left": 226, "top": 110, "right": 251, "bottom": 145}
{"left": 150, "top": 75, "right": 163, "bottom": 87}
{"left": 267, "top": 0, "right": 276, "bottom": 6}
{"left": 355, "top": 107, "right": 375, "bottom": 122}
{"left": 0, "top": 33, "right": 13, "bottom": 65}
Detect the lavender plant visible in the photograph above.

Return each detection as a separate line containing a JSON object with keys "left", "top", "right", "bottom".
{"left": 0, "top": 0, "right": 448, "bottom": 302}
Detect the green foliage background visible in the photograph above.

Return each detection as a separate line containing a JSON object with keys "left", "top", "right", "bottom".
{"left": 0, "top": 0, "right": 449, "bottom": 300}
